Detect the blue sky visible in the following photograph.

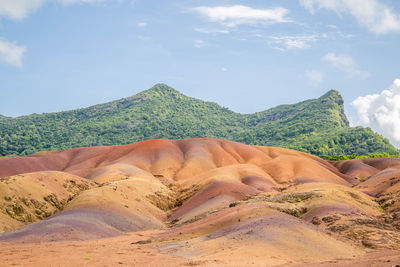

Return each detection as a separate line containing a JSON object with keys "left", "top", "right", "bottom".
{"left": 1, "top": 0, "right": 400, "bottom": 146}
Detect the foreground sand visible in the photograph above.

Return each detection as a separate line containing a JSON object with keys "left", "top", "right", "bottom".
{"left": 0, "top": 231, "right": 399, "bottom": 266}
{"left": 0, "top": 138, "right": 399, "bottom": 266}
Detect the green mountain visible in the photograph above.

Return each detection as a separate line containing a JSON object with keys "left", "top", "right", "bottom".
{"left": 0, "top": 84, "right": 397, "bottom": 156}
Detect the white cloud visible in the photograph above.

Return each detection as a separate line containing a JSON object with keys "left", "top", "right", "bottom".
{"left": 268, "top": 34, "right": 321, "bottom": 50}
{"left": 137, "top": 22, "right": 147, "bottom": 27}
{"left": 0, "top": 39, "right": 26, "bottom": 67}
{"left": 221, "top": 67, "right": 228, "bottom": 72}
{"left": 0, "top": 0, "right": 45, "bottom": 20}
{"left": 323, "top": 52, "right": 369, "bottom": 78}
{"left": 352, "top": 79, "right": 400, "bottom": 147}
{"left": 0, "top": 0, "right": 103, "bottom": 20}
{"left": 194, "top": 28, "right": 230, "bottom": 34}
{"left": 306, "top": 70, "right": 324, "bottom": 85}
{"left": 191, "top": 5, "right": 292, "bottom": 27}
{"left": 59, "top": 0, "right": 103, "bottom": 4}
{"left": 300, "top": 0, "right": 400, "bottom": 34}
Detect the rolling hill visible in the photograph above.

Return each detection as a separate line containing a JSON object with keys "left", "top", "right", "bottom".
{"left": 0, "top": 83, "right": 397, "bottom": 156}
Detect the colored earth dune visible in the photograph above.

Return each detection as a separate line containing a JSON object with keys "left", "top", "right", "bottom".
{"left": 0, "top": 138, "right": 399, "bottom": 266}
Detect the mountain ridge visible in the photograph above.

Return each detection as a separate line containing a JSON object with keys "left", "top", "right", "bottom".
{"left": 0, "top": 85, "right": 342, "bottom": 118}
{"left": 0, "top": 83, "right": 397, "bottom": 156}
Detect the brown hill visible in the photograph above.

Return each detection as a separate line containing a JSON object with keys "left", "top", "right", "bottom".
{"left": 0, "top": 138, "right": 400, "bottom": 266}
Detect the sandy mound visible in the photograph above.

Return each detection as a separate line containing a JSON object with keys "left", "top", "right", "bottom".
{"left": 0, "top": 171, "right": 96, "bottom": 233}
{"left": 0, "top": 139, "right": 348, "bottom": 185}
{"left": 155, "top": 204, "right": 362, "bottom": 265}
{"left": 332, "top": 160, "right": 380, "bottom": 179}
{"left": 0, "top": 173, "right": 174, "bottom": 242}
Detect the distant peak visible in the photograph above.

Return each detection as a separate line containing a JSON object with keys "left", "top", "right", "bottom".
{"left": 151, "top": 83, "right": 173, "bottom": 89}
{"left": 149, "top": 83, "right": 180, "bottom": 94}
{"left": 130, "top": 83, "right": 184, "bottom": 100}
{"left": 320, "top": 89, "right": 342, "bottom": 102}
{"left": 319, "top": 89, "right": 348, "bottom": 126}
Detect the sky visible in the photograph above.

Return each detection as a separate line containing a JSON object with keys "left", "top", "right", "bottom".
{"left": 1, "top": 0, "right": 400, "bottom": 146}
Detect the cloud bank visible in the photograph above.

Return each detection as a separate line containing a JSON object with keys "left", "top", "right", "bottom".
{"left": 352, "top": 79, "right": 400, "bottom": 147}
{"left": 300, "top": 0, "right": 400, "bottom": 34}
{"left": 191, "top": 5, "right": 292, "bottom": 27}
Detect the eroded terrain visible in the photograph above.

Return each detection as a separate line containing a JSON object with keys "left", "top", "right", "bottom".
{"left": 0, "top": 138, "right": 399, "bottom": 266}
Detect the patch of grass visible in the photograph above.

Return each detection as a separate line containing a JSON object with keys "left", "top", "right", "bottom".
{"left": 131, "top": 239, "right": 152, "bottom": 245}
{"left": 229, "top": 202, "right": 238, "bottom": 207}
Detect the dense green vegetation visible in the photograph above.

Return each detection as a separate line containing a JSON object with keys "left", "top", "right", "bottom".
{"left": 0, "top": 84, "right": 398, "bottom": 156}
{"left": 320, "top": 153, "right": 400, "bottom": 161}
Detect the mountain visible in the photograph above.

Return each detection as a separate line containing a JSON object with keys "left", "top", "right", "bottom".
{"left": 0, "top": 83, "right": 397, "bottom": 156}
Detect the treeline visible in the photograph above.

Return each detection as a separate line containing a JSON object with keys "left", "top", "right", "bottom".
{"left": 320, "top": 152, "right": 400, "bottom": 161}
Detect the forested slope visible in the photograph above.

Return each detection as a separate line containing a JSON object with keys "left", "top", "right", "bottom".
{"left": 0, "top": 84, "right": 397, "bottom": 156}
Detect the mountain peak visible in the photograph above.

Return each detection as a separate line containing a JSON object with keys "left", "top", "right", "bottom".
{"left": 319, "top": 89, "right": 345, "bottom": 110}
{"left": 318, "top": 89, "right": 348, "bottom": 127}
{"left": 142, "top": 83, "right": 183, "bottom": 97}
{"left": 123, "top": 84, "right": 184, "bottom": 104}
{"left": 319, "top": 89, "right": 344, "bottom": 105}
